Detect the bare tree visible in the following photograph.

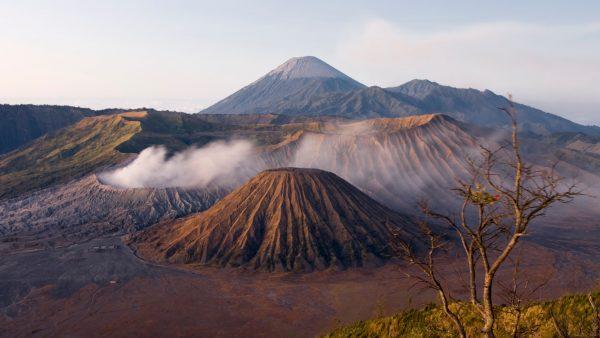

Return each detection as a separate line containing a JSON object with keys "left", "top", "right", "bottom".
{"left": 400, "top": 96, "right": 581, "bottom": 337}
{"left": 400, "top": 222, "right": 467, "bottom": 338}
{"left": 475, "top": 97, "right": 580, "bottom": 336}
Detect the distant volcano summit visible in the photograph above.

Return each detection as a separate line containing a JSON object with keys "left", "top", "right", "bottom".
{"left": 264, "top": 56, "right": 361, "bottom": 82}
{"left": 129, "top": 168, "right": 417, "bottom": 272}
{"left": 201, "top": 56, "right": 365, "bottom": 115}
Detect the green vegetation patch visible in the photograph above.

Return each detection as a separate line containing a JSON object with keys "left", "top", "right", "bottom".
{"left": 325, "top": 291, "right": 600, "bottom": 337}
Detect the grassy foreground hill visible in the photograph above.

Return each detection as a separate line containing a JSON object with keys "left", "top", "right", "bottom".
{"left": 325, "top": 290, "right": 599, "bottom": 337}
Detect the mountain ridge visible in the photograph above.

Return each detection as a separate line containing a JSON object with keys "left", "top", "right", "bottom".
{"left": 0, "top": 113, "right": 142, "bottom": 199}
{"left": 0, "top": 104, "right": 128, "bottom": 155}
{"left": 387, "top": 79, "right": 597, "bottom": 135}
{"left": 201, "top": 57, "right": 599, "bottom": 136}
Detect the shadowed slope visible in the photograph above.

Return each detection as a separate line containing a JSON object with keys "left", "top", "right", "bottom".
{"left": 130, "top": 168, "right": 417, "bottom": 272}
{"left": 273, "top": 86, "right": 421, "bottom": 119}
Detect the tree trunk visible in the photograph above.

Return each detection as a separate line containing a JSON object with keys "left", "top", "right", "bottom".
{"left": 511, "top": 308, "right": 521, "bottom": 338}
{"left": 467, "top": 250, "right": 478, "bottom": 305}
{"left": 439, "top": 290, "right": 467, "bottom": 338}
{"left": 482, "top": 274, "right": 495, "bottom": 337}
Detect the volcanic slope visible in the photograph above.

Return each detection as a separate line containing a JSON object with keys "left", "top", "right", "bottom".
{"left": 262, "top": 114, "right": 477, "bottom": 213}
{"left": 0, "top": 174, "right": 226, "bottom": 243}
{"left": 129, "top": 168, "right": 418, "bottom": 272}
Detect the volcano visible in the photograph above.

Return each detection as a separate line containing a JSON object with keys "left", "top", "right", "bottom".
{"left": 129, "top": 168, "right": 417, "bottom": 272}
{"left": 201, "top": 56, "right": 365, "bottom": 115}
{"left": 261, "top": 114, "right": 478, "bottom": 213}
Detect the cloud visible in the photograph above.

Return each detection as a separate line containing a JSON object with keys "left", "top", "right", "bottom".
{"left": 335, "top": 20, "right": 600, "bottom": 125}
{"left": 99, "top": 140, "right": 258, "bottom": 188}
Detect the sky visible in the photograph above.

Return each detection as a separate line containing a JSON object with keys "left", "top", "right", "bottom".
{"left": 1, "top": 0, "right": 599, "bottom": 125}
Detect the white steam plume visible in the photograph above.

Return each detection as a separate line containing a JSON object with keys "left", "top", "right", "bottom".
{"left": 281, "top": 119, "right": 480, "bottom": 213}
{"left": 100, "top": 140, "right": 258, "bottom": 188}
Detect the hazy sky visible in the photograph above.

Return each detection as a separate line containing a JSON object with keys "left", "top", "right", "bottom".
{"left": 1, "top": 0, "right": 599, "bottom": 125}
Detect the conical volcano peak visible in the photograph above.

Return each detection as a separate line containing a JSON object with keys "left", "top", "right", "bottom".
{"left": 129, "top": 167, "right": 418, "bottom": 272}
{"left": 201, "top": 56, "right": 364, "bottom": 114}
{"left": 266, "top": 56, "right": 355, "bottom": 80}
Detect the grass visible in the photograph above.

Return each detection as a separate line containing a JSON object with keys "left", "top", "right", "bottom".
{"left": 0, "top": 113, "right": 142, "bottom": 199}
{"left": 324, "top": 291, "right": 599, "bottom": 337}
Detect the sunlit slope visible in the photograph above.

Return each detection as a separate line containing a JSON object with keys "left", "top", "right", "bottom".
{"left": 0, "top": 104, "right": 127, "bottom": 155}
{"left": 129, "top": 168, "right": 418, "bottom": 272}
{"left": 0, "top": 113, "right": 144, "bottom": 199}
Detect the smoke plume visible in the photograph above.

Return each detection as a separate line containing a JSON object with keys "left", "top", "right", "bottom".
{"left": 100, "top": 140, "right": 258, "bottom": 188}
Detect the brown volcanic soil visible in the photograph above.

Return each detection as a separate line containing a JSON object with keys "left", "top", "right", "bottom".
{"left": 0, "top": 236, "right": 423, "bottom": 338}
{"left": 129, "top": 168, "right": 418, "bottom": 272}
{"left": 1, "top": 235, "right": 597, "bottom": 338}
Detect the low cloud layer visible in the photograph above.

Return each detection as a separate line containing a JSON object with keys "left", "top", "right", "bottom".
{"left": 100, "top": 140, "right": 258, "bottom": 188}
